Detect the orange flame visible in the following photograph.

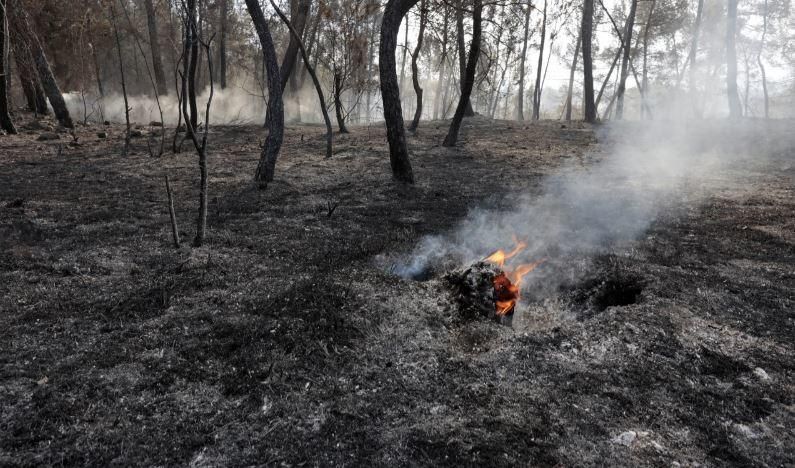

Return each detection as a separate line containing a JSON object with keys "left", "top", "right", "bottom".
{"left": 485, "top": 237, "right": 545, "bottom": 316}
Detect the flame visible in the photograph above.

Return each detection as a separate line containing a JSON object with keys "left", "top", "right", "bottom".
{"left": 484, "top": 235, "right": 527, "bottom": 268}
{"left": 485, "top": 237, "right": 545, "bottom": 316}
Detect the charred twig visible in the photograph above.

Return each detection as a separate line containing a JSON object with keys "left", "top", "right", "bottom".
{"left": 164, "top": 175, "right": 181, "bottom": 248}
{"left": 326, "top": 200, "right": 339, "bottom": 218}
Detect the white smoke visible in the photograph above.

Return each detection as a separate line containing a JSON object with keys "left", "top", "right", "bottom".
{"left": 394, "top": 119, "right": 787, "bottom": 288}
{"left": 63, "top": 83, "right": 337, "bottom": 126}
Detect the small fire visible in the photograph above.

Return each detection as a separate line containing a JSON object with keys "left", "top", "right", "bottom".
{"left": 485, "top": 237, "right": 545, "bottom": 316}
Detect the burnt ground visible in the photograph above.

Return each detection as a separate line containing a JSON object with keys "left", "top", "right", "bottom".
{"left": 0, "top": 113, "right": 793, "bottom": 466}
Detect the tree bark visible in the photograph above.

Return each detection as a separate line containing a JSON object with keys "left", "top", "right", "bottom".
{"left": 531, "top": 0, "right": 547, "bottom": 120}
{"left": 279, "top": 0, "right": 311, "bottom": 91}
{"left": 726, "top": 0, "right": 741, "bottom": 119}
{"left": 581, "top": 0, "right": 595, "bottom": 122}
{"left": 245, "top": 0, "right": 284, "bottom": 186}
{"left": 379, "top": 0, "right": 417, "bottom": 183}
{"left": 615, "top": 0, "right": 637, "bottom": 120}
{"left": 517, "top": 0, "right": 531, "bottom": 120}
{"left": 9, "top": 0, "right": 72, "bottom": 127}
{"left": 443, "top": 0, "right": 482, "bottom": 147}
{"left": 269, "top": 0, "right": 332, "bottom": 158}
{"left": 144, "top": 0, "right": 168, "bottom": 95}
{"left": 408, "top": 0, "right": 427, "bottom": 132}
{"left": 0, "top": 0, "right": 17, "bottom": 134}
{"left": 456, "top": 0, "right": 475, "bottom": 116}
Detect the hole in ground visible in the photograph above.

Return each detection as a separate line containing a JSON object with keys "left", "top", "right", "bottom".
{"left": 592, "top": 278, "right": 644, "bottom": 311}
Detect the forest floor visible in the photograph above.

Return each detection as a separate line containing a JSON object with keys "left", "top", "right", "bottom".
{"left": 0, "top": 113, "right": 793, "bottom": 467}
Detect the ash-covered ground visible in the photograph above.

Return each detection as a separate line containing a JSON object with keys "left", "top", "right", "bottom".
{"left": 0, "top": 115, "right": 792, "bottom": 466}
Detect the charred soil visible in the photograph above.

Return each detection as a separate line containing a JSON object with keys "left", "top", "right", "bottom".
{"left": 0, "top": 115, "right": 793, "bottom": 466}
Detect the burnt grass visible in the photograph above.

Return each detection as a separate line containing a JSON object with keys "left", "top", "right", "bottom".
{"left": 1, "top": 114, "right": 793, "bottom": 466}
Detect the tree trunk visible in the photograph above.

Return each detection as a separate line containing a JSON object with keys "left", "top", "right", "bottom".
{"left": 13, "top": 47, "right": 47, "bottom": 115}
{"left": 581, "top": 0, "right": 595, "bottom": 122}
{"left": 615, "top": 0, "right": 637, "bottom": 120}
{"left": 456, "top": 0, "right": 475, "bottom": 116}
{"left": 110, "top": 2, "right": 131, "bottom": 156}
{"left": 641, "top": 0, "right": 655, "bottom": 119}
{"left": 245, "top": 0, "right": 284, "bottom": 187}
{"left": 399, "top": 14, "right": 409, "bottom": 93}
{"left": 443, "top": 0, "right": 482, "bottom": 147}
{"left": 595, "top": 47, "right": 620, "bottom": 111}
{"left": 517, "top": 1, "right": 531, "bottom": 120}
{"left": 9, "top": 0, "right": 72, "bottom": 127}
{"left": 432, "top": 4, "right": 448, "bottom": 120}
{"left": 333, "top": 68, "right": 349, "bottom": 133}
{"left": 726, "top": 0, "right": 741, "bottom": 119}
{"left": 218, "top": 0, "right": 228, "bottom": 89}
{"left": 86, "top": 15, "right": 104, "bottom": 97}
{"left": 379, "top": 0, "right": 417, "bottom": 183}
{"left": 186, "top": 0, "right": 199, "bottom": 131}
{"left": 269, "top": 0, "right": 332, "bottom": 158}
{"left": 564, "top": 27, "right": 581, "bottom": 122}
{"left": 491, "top": 43, "right": 512, "bottom": 118}
{"left": 408, "top": 0, "right": 427, "bottom": 132}
{"left": 0, "top": 0, "right": 17, "bottom": 134}
{"left": 280, "top": 0, "right": 311, "bottom": 91}
{"left": 532, "top": 0, "right": 547, "bottom": 120}
{"left": 757, "top": 0, "right": 768, "bottom": 119}
{"left": 144, "top": 0, "right": 168, "bottom": 95}
{"left": 688, "top": 0, "right": 703, "bottom": 116}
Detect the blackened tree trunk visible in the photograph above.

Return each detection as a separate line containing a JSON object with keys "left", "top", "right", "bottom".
{"left": 245, "top": 0, "right": 284, "bottom": 186}
{"left": 110, "top": 2, "right": 131, "bottom": 155}
{"left": 14, "top": 53, "right": 47, "bottom": 114}
{"left": 333, "top": 68, "right": 349, "bottom": 133}
{"left": 564, "top": 27, "right": 581, "bottom": 121}
{"left": 269, "top": 0, "right": 332, "bottom": 158}
{"left": 408, "top": 0, "right": 427, "bottom": 132}
{"left": 144, "top": 0, "right": 168, "bottom": 95}
{"left": 726, "top": 0, "right": 741, "bottom": 119}
{"left": 615, "top": 0, "right": 637, "bottom": 120}
{"left": 379, "top": 0, "right": 418, "bottom": 183}
{"left": 581, "top": 0, "right": 596, "bottom": 122}
{"left": 456, "top": 0, "right": 474, "bottom": 116}
{"left": 9, "top": 0, "right": 73, "bottom": 128}
{"left": 531, "top": 0, "right": 547, "bottom": 120}
{"left": 279, "top": 0, "right": 311, "bottom": 91}
{"left": 0, "top": 0, "right": 17, "bottom": 134}
{"left": 432, "top": 4, "right": 448, "bottom": 120}
{"left": 517, "top": 0, "right": 531, "bottom": 120}
{"left": 218, "top": 0, "right": 228, "bottom": 89}
{"left": 443, "top": 0, "right": 482, "bottom": 147}
{"left": 186, "top": 0, "right": 199, "bottom": 131}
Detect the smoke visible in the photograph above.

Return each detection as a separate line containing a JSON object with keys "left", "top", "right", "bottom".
{"left": 63, "top": 84, "right": 330, "bottom": 126}
{"left": 394, "top": 119, "right": 784, "bottom": 289}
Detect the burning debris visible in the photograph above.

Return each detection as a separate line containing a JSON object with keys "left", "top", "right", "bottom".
{"left": 444, "top": 238, "right": 545, "bottom": 324}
